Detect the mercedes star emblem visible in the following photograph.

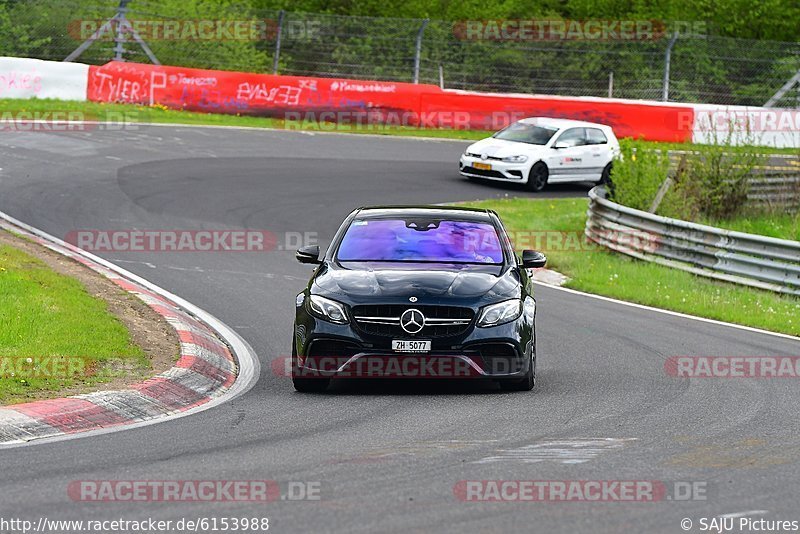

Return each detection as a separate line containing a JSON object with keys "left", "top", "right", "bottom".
{"left": 400, "top": 308, "right": 425, "bottom": 334}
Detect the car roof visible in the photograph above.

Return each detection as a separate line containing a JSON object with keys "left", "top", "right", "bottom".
{"left": 517, "top": 116, "right": 612, "bottom": 130}
{"left": 354, "top": 205, "right": 495, "bottom": 221}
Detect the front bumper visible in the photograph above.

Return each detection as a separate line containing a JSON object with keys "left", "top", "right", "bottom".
{"left": 294, "top": 314, "right": 532, "bottom": 380}
{"left": 459, "top": 155, "right": 529, "bottom": 182}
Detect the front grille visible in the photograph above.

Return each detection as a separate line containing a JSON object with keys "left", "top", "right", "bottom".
{"left": 461, "top": 166, "right": 507, "bottom": 179}
{"left": 352, "top": 304, "right": 474, "bottom": 338}
{"left": 466, "top": 152, "right": 503, "bottom": 161}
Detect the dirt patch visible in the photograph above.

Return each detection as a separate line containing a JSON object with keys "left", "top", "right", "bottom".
{"left": 0, "top": 228, "right": 180, "bottom": 401}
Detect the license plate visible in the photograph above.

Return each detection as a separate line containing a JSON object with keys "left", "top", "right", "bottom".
{"left": 473, "top": 162, "right": 492, "bottom": 170}
{"left": 392, "top": 340, "right": 431, "bottom": 353}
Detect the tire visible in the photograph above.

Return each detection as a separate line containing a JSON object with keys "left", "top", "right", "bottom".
{"left": 291, "top": 337, "right": 330, "bottom": 393}
{"left": 527, "top": 162, "right": 549, "bottom": 192}
{"left": 499, "top": 350, "right": 535, "bottom": 392}
{"left": 599, "top": 162, "right": 613, "bottom": 185}
{"left": 293, "top": 376, "right": 330, "bottom": 393}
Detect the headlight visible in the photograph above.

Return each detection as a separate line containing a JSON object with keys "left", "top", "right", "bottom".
{"left": 307, "top": 295, "right": 349, "bottom": 324}
{"left": 477, "top": 299, "right": 522, "bottom": 327}
{"left": 501, "top": 155, "right": 528, "bottom": 163}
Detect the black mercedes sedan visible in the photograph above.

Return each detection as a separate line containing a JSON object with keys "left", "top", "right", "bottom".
{"left": 292, "top": 206, "right": 546, "bottom": 393}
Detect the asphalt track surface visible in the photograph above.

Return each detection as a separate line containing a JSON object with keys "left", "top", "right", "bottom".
{"left": 0, "top": 126, "right": 798, "bottom": 534}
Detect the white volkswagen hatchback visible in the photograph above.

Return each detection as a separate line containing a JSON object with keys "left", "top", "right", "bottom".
{"left": 459, "top": 117, "right": 620, "bottom": 191}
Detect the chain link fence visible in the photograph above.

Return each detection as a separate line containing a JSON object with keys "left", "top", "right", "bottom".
{"left": 3, "top": 0, "right": 800, "bottom": 107}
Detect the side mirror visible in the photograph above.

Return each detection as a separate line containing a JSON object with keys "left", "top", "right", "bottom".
{"left": 553, "top": 141, "right": 569, "bottom": 149}
{"left": 521, "top": 250, "right": 547, "bottom": 269}
{"left": 296, "top": 245, "right": 321, "bottom": 264}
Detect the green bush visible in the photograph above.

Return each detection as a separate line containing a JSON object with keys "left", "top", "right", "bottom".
{"left": 671, "top": 139, "right": 763, "bottom": 220}
{"left": 608, "top": 140, "right": 671, "bottom": 211}
{"left": 610, "top": 136, "right": 766, "bottom": 221}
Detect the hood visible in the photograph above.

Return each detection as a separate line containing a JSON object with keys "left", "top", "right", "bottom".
{"left": 313, "top": 262, "right": 520, "bottom": 304}
{"left": 467, "top": 138, "right": 548, "bottom": 158}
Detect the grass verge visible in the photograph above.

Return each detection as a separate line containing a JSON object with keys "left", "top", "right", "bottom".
{"left": 0, "top": 236, "right": 149, "bottom": 404}
{"left": 0, "top": 98, "right": 490, "bottom": 140}
{"left": 700, "top": 212, "right": 800, "bottom": 241}
{"left": 463, "top": 197, "right": 800, "bottom": 337}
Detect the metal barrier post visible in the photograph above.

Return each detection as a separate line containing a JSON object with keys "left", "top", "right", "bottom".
{"left": 662, "top": 32, "right": 679, "bottom": 101}
{"left": 413, "top": 19, "right": 429, "bottom": 84}
{"left": 273, "top": 10, "right": 285, "bottom": 75}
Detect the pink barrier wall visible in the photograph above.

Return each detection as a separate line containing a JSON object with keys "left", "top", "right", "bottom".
{"left": 420, "top": 91, "right": 695, "bottom": 142}
{"left": 87, "top": 61, "right": 434, "bottom": 118}
{"left": 87, "top": 61, "right": 695, "bottom": 142}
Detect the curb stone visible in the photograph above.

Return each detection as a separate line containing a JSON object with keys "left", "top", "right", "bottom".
{"left": 0, "top": 217, "right": 243, "bottom": 445}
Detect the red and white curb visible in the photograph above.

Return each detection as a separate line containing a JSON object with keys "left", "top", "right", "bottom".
{"left": 0, "top": 211, "right": 260, "bottom": 447}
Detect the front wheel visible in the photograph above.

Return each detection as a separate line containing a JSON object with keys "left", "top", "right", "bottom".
{"left": 292, "top": 376, "right": 330, "bottom": 393}
{"left": 292, "top": 336, "right": 330, "bottom": 392}
{"left": 527, "top": 162, "right": 549, "bottom": 192}
{"left": 599, "top": 162, "right": 613, "bottom": 185}
{"left": 499, "top": 351, "right": 535, "bottom": 392}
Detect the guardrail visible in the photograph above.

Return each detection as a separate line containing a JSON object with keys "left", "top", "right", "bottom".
{"left": 747, "top": 174, "right": 800, "bottom": 207}
{"left": 585, "top": 186, "right": 800, "bottom": 296}
{"left": 663, "top": 153, "right": 800, "bottom": 209}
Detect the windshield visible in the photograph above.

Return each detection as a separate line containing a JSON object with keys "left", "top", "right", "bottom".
{"left": 493, "top": 122, "right": 558, "bottom": 145}
{"left": 337, "top": 218, "right": 504, "bottom": 264}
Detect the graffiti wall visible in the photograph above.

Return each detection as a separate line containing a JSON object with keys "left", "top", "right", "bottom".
{"left": 84, "top": 61, "right": 697, "bottom": 141}
{"left": 86, "top": 61, "right": 432, "bottom": 119}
